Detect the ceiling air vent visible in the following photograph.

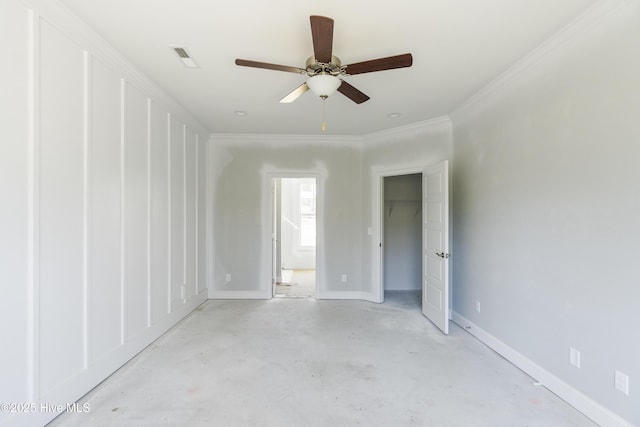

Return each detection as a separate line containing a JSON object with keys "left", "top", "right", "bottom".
{"left": 169, "top": 45, "right": 199, "bottom": 68}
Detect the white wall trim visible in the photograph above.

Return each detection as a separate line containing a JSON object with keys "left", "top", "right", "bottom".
{"left": 208, "top": 290, "right": 268, "bottom": 300}
{"left": 26, "top": 7, "right": 40, "bottom": 403}
{"left": 207, "top": 290, "right": 377, "bottom": 301}
{"left": 166, "top": 113, "right": 173, "bottom": 315}
{"left": 450, "top": 0, "right": 630, "bottom": 120}
{"left": 210, "top": 117, "right": 452, "bottom": 148}
{"left": 206, "top": 137, "right": 214, "bottom": 295}
{"left": 360, "top": 292, "right": 380, "bottom": 303}
{"left": 210, "top": 132, "right": 363, "bottom": 148}
{"left": 371, "top": 165, "right": 429, "bottom": 304}
{"left": 365, "top": 116, "right": 452, "bottom": 147}
{"left": 146, "top": 97, "right": 153, "bottom": 328}
{"left": 263, "top": 170, "right": 324, "bottom": 300}
{"left": 82, "top": 50, "right": 91, "bottom": 370}
{"left": 320, "top": 291, "right": 371, "bottom": 300}
{"left": 451, "top": 312, "right": 634, "bottom": 427}
{"left": 119, "top": 78, "right": 127, "bottom": 345}
{"left": 194, "top": 133, "right": 200, "bottom": 296}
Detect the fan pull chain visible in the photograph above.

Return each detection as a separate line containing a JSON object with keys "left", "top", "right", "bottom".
{"left": 321, "top": 95, "right": 327, "bottom": 132}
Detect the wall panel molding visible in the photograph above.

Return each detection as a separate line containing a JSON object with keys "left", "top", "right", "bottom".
{"left": 1, "top": 1, "right": 210, "bottom": 425}
{"left": 26, "top": 7, "right": 40, "bottom": 405}
{"left": 82, "top": 50, "right": 91, "bottom": 371}
{"left": 21, "top": 0, "right": 209, "bottom": 135}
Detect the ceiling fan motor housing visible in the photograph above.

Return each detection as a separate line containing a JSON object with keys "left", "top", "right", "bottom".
{"left": 305, "top": 55, "right": 345, "bottom": 77}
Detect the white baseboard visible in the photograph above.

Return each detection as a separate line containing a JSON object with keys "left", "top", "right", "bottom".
{"left": 451, "top": 311, "right": 633, "bottom": 427}
{"left": 319, "top": 291, "right": 370, "bottom": 300}
{"left": 207, "top": 289, "right": 378, "bottom": 301}
{"left": 208, "top": 289, "right": 268, "bottom": 299}
{"left": 361, "top": 292, "right": 380, "bottom": 303}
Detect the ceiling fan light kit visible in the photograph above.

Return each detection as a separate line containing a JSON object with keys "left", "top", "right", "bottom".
{"left": 235, "top": 15, "right": 413, "bottom": 130}
{"left": 306, "top": 74, "right": 341, "bottom": 98}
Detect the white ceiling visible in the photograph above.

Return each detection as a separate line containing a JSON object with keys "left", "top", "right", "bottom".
{"left": 57, "top": 0, "right": 597, "bottom": 135}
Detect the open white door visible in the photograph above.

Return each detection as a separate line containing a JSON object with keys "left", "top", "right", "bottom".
{"left": 271, "top": 179, "right": 278, "bottom": 297}
{"left": 422, "top": 161, "right": 450, "bottom": 334}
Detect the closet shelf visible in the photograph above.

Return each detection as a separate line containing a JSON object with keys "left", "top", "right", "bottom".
{"left": 385, "top": 200, "right": 421, "bottom": 217}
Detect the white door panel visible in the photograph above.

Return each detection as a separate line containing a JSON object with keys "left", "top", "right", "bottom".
{"left": 422, "top": 161, "right": 449, "bottom": 334}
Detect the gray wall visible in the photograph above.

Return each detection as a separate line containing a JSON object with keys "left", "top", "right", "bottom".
{"left": 210, "top": 136, "right": 363, "bottom": 295}
{"left": 451, "top": 3, "right": 640, "bottom": 424}
{"left": 210, "top": 124, "right": 453, "bottom": 299}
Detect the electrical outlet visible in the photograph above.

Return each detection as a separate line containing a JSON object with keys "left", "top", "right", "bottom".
{"left": 615, "top": 370, "right": 629, "bottom": 396}
{"left": 569, "top": 347, "right": 581, "bottom": 368}
{"left": 225, "top": 273, "right": 231, "bottom": 282}
{"left": 341, "top": 274, "right": 347, "bottom": 283}
{"left": 475, "top": 300, "right": 481, "bottom": 313}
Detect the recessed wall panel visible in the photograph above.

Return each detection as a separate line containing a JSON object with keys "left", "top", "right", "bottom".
{"left": 426, "top": 173, "right": 442, "bottom": 195}
{"left": 426, "top": 256, "right": 443, "bottom": 281}
{"left": 185, "top": 129, "right": 197, "bottom": 300}
{"left": 89, "top": 56, "right": 122, "bottom": 361}
{"left": 124, "top": 83, "right": 149, "bottom": 339}
{"left": 426, "top": 228, "right": 442, "bottom": 252}
{"left": 38, "top": 20, "right": 85, "bottom": 395}
{"left": 149, "top": 102, "right": 170, "bottom": 324}
{"left": 197, "top": 138, "right": 207, "bottom": 293}
{"left": 425, "top": 284, "right": 442, "bottom": 310}
{"left": 426, "top": 200, "right": 442, "bottom": 223}
{"left": 169, "top": 116, "right": 185, "bottom": 308}
{"left": 0, "top": 0, "right": 30, "bottom": 407}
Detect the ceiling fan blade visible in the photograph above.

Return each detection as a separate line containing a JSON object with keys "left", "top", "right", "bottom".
{"left": 279, "top": 83, "right": 309, "bottom": 103}
{"left": 235, "top": 59, "right": 305, "bottom": 74}
{"left": 337, "top": 80, "right": 370, "bottom": 104}
{"left": 345, "top": 53, "right": 413, "bottom": 75}
{"left": 310, "top": 15, "right": 334, "bottom": 63}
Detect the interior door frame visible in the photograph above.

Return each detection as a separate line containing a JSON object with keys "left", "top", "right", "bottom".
{"left": 372, "top": 166, "right": 425, "bottom": 304}
{"left": 372, "top": 162, "right": 451, "bottom": 318}
{"left": 264, "top": 171, "right": 322, "bottom": 299}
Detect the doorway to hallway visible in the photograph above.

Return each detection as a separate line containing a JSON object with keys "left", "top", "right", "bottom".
{"left": 273, "top": 177, "right": 317, "bottom": 298}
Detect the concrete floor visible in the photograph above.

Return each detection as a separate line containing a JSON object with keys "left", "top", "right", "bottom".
{"left": 275, "top": 269, "right": 316, "bottom": 297}
{"left": 48, "top": 292, "right": 596, "bottom": 426}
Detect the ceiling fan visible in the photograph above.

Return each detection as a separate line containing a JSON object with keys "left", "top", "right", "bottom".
{"left": 235, "top": 15, "right": 413, "bottom": 105}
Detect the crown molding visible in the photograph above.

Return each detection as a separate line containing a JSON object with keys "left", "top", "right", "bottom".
{"left": 210, "top": 132, "right": 363, "bottom": 148}
{"left": 211, "top": 116, "right": 453, "bottom": 148}
{"left": 365, "top": 116, "right": 452, "bottom": 148}
{"left": 450, "top": 0, "right": 631, "bottom": 120}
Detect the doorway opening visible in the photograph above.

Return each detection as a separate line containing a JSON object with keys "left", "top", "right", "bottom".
{"left": 382, "top": 173, "right": 423, "bottom": 310}
{"left": 273, "top": 177, "right": 317, "bottom": 298}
